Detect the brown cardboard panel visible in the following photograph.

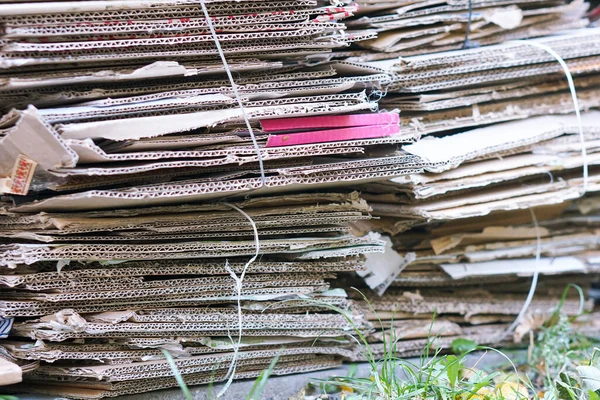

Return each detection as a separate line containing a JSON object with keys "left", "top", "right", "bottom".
{"left": 360, "top": 289, "right": 593, "bottom": 316}
{"left": 399, "top": 87, "right": 600, "bottom": 137}
{"left": 10, "top": 164, "right": 423, "bottom": 213}
{"left": 14, "top": 358, "right": 342, "bottom": 399}
{"left": 0, "top": 2, "right": 320, "bottom": 23}
{"left": 60, "top": 136, "right": 407, "bottom": 169}
{"left": 2, "top": 16, "right": 316, "bottom": 39}
{"left": 0, "top": 107, "right": 77, "bottom": 182}
{"left": 0, "top": 1, "right": 318, "bottom": 16}
{"left": 0, "top": 61, "right": 198, "bottom": 92}
{"left": 0, "top": 234, "right": 383, "bottom": 265}
{"left": 391, "top": 28, "right": 600, "bottom": 72}
{"left": 0, "top": 258, "right": 365, "bottom": 288}
{"left": 4, "top": 190, "right": 370, "bottom": 219}
{"left": 0, "top": 294, "right": 356, "bottom": 318}
{"left": 383, "top": 75, "right": 600, "bottom": 112}
{"left": 11, "top": 272, "right": 336, "bottom": 292}
{"left": 3, "top": 338, "right": 355, "bottom": 363}
{"left": 54, "top": 102, "right": 371, "bottom": 141}
{"left": 0, "top": 225, "right": 353, "bottom": 243}
{"left": 403, "top": 113, "right": 599, "bottom": 169}
{"left": 391, "top": 56, "right": 600, "bottom": 93}
{"left": 0, "top": 73, "right": 376, "bottom": 110}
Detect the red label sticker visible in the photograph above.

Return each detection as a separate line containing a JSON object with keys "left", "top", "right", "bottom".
{"left": 9, "top": 155, "right": 37, "bottom": 195}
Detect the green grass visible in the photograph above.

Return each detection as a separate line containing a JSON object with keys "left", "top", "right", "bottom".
{"left": 305, "top": 285, "right": 599, "bottom": 400}
{"left": 161, "top": 286, "right": 598, "bottom": 399}
{"left": 523, "top": 285, "right": 599, "bottom": 400}
{"left": 162, "top": 347, "right": 282, "bottom": 400}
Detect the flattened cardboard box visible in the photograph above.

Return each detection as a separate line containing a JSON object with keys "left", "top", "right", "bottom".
{"left": 14, "top": 358, "right": 342, "bottom": 399}
{"left": 0, "top": 294, "right": 356, "bottom": 318}
{"left": 345, "top": 0, "right": 588, "bottom": 59}
{"left": 0, "top": 258, "right": 366, "bottom": 288}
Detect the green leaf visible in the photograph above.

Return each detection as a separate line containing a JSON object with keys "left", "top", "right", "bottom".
{"left": 466, "top": 381, "right": 492, "bottom": 400}
{"left": 246, "top": 351, "right": 281, "bottom": 400}
{"left": 444, "top": 355, "right": 461, "bottom": 388}
{"left": 161, "top": 350, "right": 192, "bottom": 400}
{"left": 451, "top": 338, "right": 477, "bottom": 354}
{"left": 556, "top": 378, "right": 577, "bottom": 400}
{"left": 588, "top": 390, "right": 600, "bottom": 400}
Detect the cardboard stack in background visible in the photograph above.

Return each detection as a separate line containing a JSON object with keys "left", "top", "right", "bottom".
{"left": 352, "top": 112, "right": 600, "bottom": 356}
{"left": 334, "top": 2, "right": 600, "bottom": 360}
{"left": 379, "top": 28, "right": 600, "bottom": 137}
{"left": 0, "top": 192, "right": 379, "bottom": 398}
{"left": 339, "top": 0, "right": 589, "bottom": 62}
{"left": 350, "top": 289, "right": 599, "bottom": 362}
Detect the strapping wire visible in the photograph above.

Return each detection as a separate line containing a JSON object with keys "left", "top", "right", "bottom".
{"left": 462, "top": 0, "right": 480, "bottom": 49}
{"left": 199, "top": 0, "right": 266, "bottom": 187}
{"left": 503, "top": 208, "right": 541, "bottom": 338}
{"left": 199, "top": 1, "right": 266, "bottom": 396}
{"left": 218, "top": 203, "right": 261, "bottom": 397}
{"left": 502, "top": 39, "right": 588, "bottom": 337}
{"left": 504, "top": 40, "right": 588, "bottom": 194}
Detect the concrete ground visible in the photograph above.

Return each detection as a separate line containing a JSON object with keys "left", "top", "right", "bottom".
{"left": 121, "top": 365, "right": 356, "bottom": 400}
{"left": 115, "top": 351, "right": 516, "bottom": 400}
{"left": 15, "top": 352, "right": 518, "bottom": 400}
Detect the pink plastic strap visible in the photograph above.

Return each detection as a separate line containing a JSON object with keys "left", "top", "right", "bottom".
{"left": 266, "top": 124, "right": 400, "bottom": 147}
{"left": 260, "top": 112, "right": 399, "bottom": 132}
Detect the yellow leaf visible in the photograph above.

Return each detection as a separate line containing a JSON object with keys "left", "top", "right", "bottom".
{"left": 463, "top": 386, "right": 493, "bottom": 400}
{"left": 477, "top": 387, "right": 493, "bottom": 396}
{"left": 496, "top": 381, "right": 529, "bottom": 400}
{"left": 341, "top": 385, "right": 354, "bottom": 394}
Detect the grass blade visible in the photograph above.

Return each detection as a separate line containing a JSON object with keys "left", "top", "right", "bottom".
{"left": 161, "top": 349, "right": 192, "bottom": 400}
{"left": 246, "top": 350, "right": 282, "bottom": 400}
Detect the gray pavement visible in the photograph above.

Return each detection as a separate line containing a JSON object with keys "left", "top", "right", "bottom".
{"left": 15, "top": 351, "right": 521, "bottom": 400}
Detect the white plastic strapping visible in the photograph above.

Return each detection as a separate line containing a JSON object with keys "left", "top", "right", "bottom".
{"left": 218, "top": 202, "right": 261, "bottom": 397}
{"left": 502, "top": 39, "right": 588, "bottom": 337}
{"left": 193, "top": 2, "right": 266, "bottom": 396}
{"left": 199, "top": 0, "right": 266, "bottom": 187}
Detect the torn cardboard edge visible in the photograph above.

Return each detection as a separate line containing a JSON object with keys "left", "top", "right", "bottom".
{"left": 0, "top": 106, "right": 77, "bottom": 195}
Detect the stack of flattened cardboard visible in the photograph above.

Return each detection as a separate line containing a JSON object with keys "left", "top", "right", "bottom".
{"left": 0, "top": 0, "right": 430, "bottom": 209}
{"left": 378, "top": 27, "right": 600, "bottom": 138}
{"left": 1, "top": 0, "right": 600, "bottom": 396}
{"left": 0, "top": 0, "right": 380, "bottom": 115}
{"left": 360, "top": 112, "right": 600, "bottom": 227}
{"left": 0, "top": 193, "right": 389, "bottom": 397}
{"left": 352, "top": 111, "right": 600, "bottom": 356}
{"left": 0, "top": 0, "right": 429, "bottom": 397}
{"left": 329, "top": 5, "right": 600, "bottom": 362}
{"left": 0, "top": 0, "right": 372, "bottom": 73}
{"left": 340, "top": 0, "right": 589, "bottom": 62}
{"left": 351, "top": 288, "right": 597, "bottom": 362}
{"left": 0, "top": 0, "right": 423, "bottom": 207}
{"left": 0, "top": 192, "right": 386, "bottom": 398}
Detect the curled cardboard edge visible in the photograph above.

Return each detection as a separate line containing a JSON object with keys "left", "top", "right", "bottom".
{"left": 0, "top": 106, "right": 78, "bottom": 195}
{"left": 0, "top": 0, "right": 311, "bottom": 16}
{"left": 403, "top": 112, "right": 600, "bottom": 170}
{"left": 0, "top": 358, "right": 22, "bottom": 386}
{"left": 0, "top": 61, "right": 194, "bottom": 92}
{"left": 440, "top": 256, "right": 587, "bottom": 279}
